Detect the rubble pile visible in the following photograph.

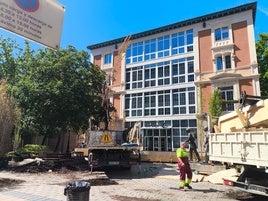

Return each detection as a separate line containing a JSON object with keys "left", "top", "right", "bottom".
{"left": 5, "top": 157, "right": 90, "bottom": 173}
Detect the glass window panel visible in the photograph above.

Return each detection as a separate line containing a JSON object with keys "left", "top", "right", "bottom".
{"left": 172, "top": 34, "right": 178, "bottom": 48}
{"left": 158, "top": 67, "right": 163, "bottom": 77}
{"left": 189, "top": 91, "right": 195, "bottom": 104}
{"left": 104, "top": 53, "right": 112, "bottom": 64}
{"left": 173, "top": 108, "right": 179, "bottom": 114}
{"left": 189, "top": 106, "right": 195, "bottom": 113}
{"left": 164, "top": 78, "right": 170, "bottom": 85}
{"left": 216, "top": 56, "right": 223, "bottom": 70}
{"left": 151, "top": 96, "right": 156, "bottom": 107}
{"left": 188, "top": 61, "right": 194, "bottom": 73}
{"left": 179, "top": 35, "right": 184, "bottom": 46}
{"left": 145, "top": 97, "right": 149, "bottom": 107}
{"left": 179, "top": 47, "right": 184, "bottom": 53}
{"left": 179, "top": 63, "right": 185, "bottom": 74}
{"left": 172, "top": 64, "right": 178, "bottom": 75}
{"left": 225, "top": 55, "right": 231, "bottom": 69}
{"left": 181, "top": 120, "right": 188, "bottom": 127}
{"left": 215, "top": 28, "right": 221, "bottom": 41}
{"left": 158, "top": 95, "right": 164, "bottom": 106}
{"left": 179, "top": 76, "right": 185, "bottom": 83}
{"left": 165, "top": 94, "right": 170, "bottom": 106}
{"left": 151, "top": 69, "right": 156, "bottom": 78}
{"left": 180, "top": 93, "right": 186, "bottom": 104}
{"left": 189, "top": 119, "right": 197, "bottom": 127}
{"left": 132, "top": 71, "right": 137, "bottom": 81}
{"left": 187, "top": 30, "right": 193, "bottom": 44}
{"left": 180, "top": 107, "right": 186, "bottom": 114}
{"left": 187, "top": 46, "right": 193, "bottom": 52}
{"left": 164, "top": 66, "right": 169, "bottom": 76}
{"left": 172, "top": 77, "right": 178, "bottom": 84}
{"left": 138, "top": 97, "right": 142, "bottom": 107}
{"left": 222, "top": 27, "right": 229, "bottom": 39}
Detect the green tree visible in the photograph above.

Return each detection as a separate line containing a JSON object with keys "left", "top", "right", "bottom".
{"left": 0, "top": 37, "right": 22, "bottom": 155}
{"left": 0, "top": 37, "right": 22, "bottom": 86}
{"left": 208, "top": 88, "right": 222, "bottom": 124}
{"left": 256, "top": 33, "right": 268, "bottom": 97}
{"left": 12, "top": 46, "right": 106, "bottom": 151}
{"left": 0, "top": 80, "right": 19, "bottom": 156}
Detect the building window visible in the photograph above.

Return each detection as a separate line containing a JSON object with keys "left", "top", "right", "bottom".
{"left": 125, "top": 94, "right": 130, "bottom": 117}
{"left": 145, "top": 64, "right": 156, "bottom": 87}
{"left": 144, "top": 92, "right": 156, "bottom": 116}
{"left": 145, "top": 39, "right": 156, "bottom": 61}
{"left": 220, "top": 86, "right": 234, "bottom": 111}
{"left": 186, "top": 29, "right": 194, "bottom": 52}
{"left": 172, "top": 57, "right": 194, "bottom": 84}
{"left": 215, "top": 27, "right": 229, "bottom": 41}
{"left": 125, "top": 93, "right": 143, "bottom": 117}
{"left": 125, "top": 69, "right": 131, "bottom": 90}
{"left": 132, "top": 42, "right": 143, "bottom": 63}
{"left": 158, "top": 35, "right": 170, "bottom": 58}
{"left": 126, "top": 67, "right": 143, "bottom": 89}
{"left": 172, "top": 29, "right": 193, "bottom": 55}
{"left": 126, "top": 47, "right": 131, "bottom": 64}
{"left": 158, "top": 90, "right": 171, "bottom": 115}
{"left": 225, "top": 55, "right": 231, "bottom": 69}
{"left": 158, "top": 61, "right": 170, "bottom": 86}
{"left": 173, "top": 87, "right": 195, "bottom": 114}
{"left": 125, "top": 30, "right": 192, "bottom": 64}
{"left": 215, "top": 54, "right": 232, "bottom": 71}
{"left": 187, "top": 58, "right": 194, "bottom": 82}
{"left": 104, "top": 53, "right": 112, "bottom": 64}
{"left": 216, "top": 56, "right": 223, "bottom": 71}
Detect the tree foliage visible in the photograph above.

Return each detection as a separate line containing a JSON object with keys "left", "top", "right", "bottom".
{"left": 0, "top": 37, "right": 109, "bottom": 152}
{"left": 12, "top": 46, "right": 106, "bottom": 141}
{"left": 0, "top": 80, "right": 19, "bottom": 155}
{"left": 256, "top": 33, "right": 268, "bottom": 97}
{"left": 208, "top": 88, "right": 222, "bottom": 120}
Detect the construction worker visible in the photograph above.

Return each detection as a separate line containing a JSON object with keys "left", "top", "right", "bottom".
{"left": 176, "top": 141, "right": 193, "bottom": 190}
{"left": 186, "top": 128, "right": 201, "bottom": 162}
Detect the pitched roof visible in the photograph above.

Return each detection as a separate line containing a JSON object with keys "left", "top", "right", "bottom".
{"left": 87, "top": 2, "right": 257, "bottom": 50}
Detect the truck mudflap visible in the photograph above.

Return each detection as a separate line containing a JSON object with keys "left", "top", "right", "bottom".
{"left": 223, "top": 179, "right": 268, "bottom": 196}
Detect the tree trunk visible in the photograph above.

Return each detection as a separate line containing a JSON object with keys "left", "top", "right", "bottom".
{"left": 41, "top": 134, "right": 48, "bottom": 145}
{"left": 54, "top": 134, "right": 61, "bottom": 153}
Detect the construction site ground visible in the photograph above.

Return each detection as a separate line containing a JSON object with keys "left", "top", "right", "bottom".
{"left": 0, "top": 161, "right": 267, "bottom": 201}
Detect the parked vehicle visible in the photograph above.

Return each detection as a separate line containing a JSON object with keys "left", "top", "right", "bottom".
{"left": 209, "top": 92, "right": 268, "bottom": 196}
{"left": 74, "top": 122, "right": 141, "bottom": 170}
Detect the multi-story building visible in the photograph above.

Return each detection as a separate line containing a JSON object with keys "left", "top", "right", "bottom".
{"left": 87, "top": 2, "right": 259, "bottom": 156}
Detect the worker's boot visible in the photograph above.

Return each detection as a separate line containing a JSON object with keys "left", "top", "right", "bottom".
{"left": 185, "top": 184, "right": 192, "bottom": 189}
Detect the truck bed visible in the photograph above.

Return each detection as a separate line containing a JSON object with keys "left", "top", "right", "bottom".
{"left": 209, "top": 131, "right": 268, "bottom": 167}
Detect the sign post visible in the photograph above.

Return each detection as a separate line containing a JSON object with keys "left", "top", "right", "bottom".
{"left": 0, "top": 0, "right": 65, "bottom": 50}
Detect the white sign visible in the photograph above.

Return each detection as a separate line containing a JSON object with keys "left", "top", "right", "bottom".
{"left": 0, "top": 0, "right": 65, "bottom": 50}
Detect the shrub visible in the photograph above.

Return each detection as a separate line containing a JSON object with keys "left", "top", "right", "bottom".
{"left": 7, "top": 144, "right": 49, "bottom": 158}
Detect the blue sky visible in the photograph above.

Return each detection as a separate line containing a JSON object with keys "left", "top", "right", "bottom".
{"left": 0, "top": 0, "right": 267, "bottom": 52}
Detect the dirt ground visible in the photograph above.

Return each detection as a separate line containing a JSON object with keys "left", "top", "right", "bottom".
{"left": 0, "top": 157, "right": 118, "bottom": 191}
{"left": 0, "top": 159, "right": 268, "bottom": 200}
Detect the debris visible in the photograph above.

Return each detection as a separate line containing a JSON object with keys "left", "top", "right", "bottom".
{"left": 206, "top": 168, "right": 238, "bottom": 184}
